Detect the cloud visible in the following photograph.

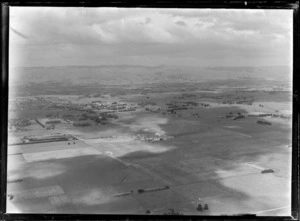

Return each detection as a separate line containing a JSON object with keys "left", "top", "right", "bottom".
{"left": 175, "top": 20, "right": 187, "bottom": 27}
{"left": 145, "top": 17, "right": 151, "bottom": 24}
{"left": 159, "top": 8, "right": 213, "bottom": 18}
{"left": 193, "top": 23, "right": 203, "bottom": 28}
{"left": 9, "top": 7, "right": 292, "bottom": 67}
{"left": 10, "top": 8, "right": 292, "bottom": 46}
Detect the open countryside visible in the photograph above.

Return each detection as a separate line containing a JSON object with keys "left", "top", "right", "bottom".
{"left": 7, "top": 65, "right": 292, "bottom": 215}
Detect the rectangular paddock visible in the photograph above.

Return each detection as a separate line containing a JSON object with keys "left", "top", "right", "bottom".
{"left": 11, "top": 185, "right": 65, "bottom": 200}
{"left": 23, "top": 147, "right": 101, "bottom": 162}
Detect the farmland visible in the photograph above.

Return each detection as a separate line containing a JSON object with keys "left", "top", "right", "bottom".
{"left": 7, "top": 65, "right": 292, "bottom": 215}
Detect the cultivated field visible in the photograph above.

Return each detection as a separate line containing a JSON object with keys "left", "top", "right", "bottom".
{"left": 7, "top": 66, "right": 292, "bottom": 215}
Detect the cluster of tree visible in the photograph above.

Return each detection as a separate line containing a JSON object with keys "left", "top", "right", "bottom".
{"left": 138, "top": 101, "right": 157, "bottom": 106}
{"left": 222, "top": 100, "right": 234, "bottom": 104}
{"left": 257, "top": 120, "right": 272, "bottom": 125}
{"left": 101, "top": 113, "right": 117, "bottom": 119}
{"left": 45, "top": 111, "right": 60, "bottom": 117}
{"left": 46, "top": 113, "right": 54, "bottom": 117}
{"left": 197, "top": 203, "right": 209, "bottom": 211}
{"left": 13, "top": 119, "right": 31, "bottom": 127}
{"left": 86, "top": 109, "right": 96, "bottom": 114}
{"left": 199, "top": 102, "right": 210, "bottom": 107}
{"left": 45, "top": 120, "right": 61, "bottom": 124}
{"left": 73, "top": 121, "right": 91, "bottom": 127}
{"left": 80, "top": 113, "right": 103, "bottom": 124}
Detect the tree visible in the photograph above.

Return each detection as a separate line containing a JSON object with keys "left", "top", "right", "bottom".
{"left": 138, "top": 189, "right": 145, "bottom": 193}
{"left": 197, "top": 204, "right": 203, "bottom": 211}
{"left": 204, "top": 204, "right": 209, "bottom": 210}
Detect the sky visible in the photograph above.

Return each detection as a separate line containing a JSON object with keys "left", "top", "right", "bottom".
{"left": 9, "top": 7, "right": 293, "bottom": 67}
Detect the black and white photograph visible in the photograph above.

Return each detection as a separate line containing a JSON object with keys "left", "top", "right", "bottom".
{"left": 7, "top": 6, "right": 293, "bottom": 216}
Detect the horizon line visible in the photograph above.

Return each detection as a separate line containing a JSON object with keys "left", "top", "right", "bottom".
{"left": 11, "top": 64, "right": 291, "bottom": 69}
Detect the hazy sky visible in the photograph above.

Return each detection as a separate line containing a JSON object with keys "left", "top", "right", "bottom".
{"left": 9, "top": 7, "right": 293, "bottom": 67}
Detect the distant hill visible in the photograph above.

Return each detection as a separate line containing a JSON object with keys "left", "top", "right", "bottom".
{"left": 9, "top": 65, "right": 291, "bottom": 86}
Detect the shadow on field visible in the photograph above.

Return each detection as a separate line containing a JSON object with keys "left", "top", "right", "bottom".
{"left": 116, "top": 137, "right": 288, "bottom": 214}
{"left": 9, "top": 132, "right": 290, "bottom": 215}
{"left": 9, "top": 108, "right": 291, "bottom": 214}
